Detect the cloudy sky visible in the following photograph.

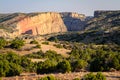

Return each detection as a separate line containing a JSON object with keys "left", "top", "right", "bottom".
{"left": 0, "top": 0, "right": 120, "bottom": 16}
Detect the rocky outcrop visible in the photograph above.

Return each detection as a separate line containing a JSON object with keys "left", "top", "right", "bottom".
{"left": 16, "top": 12, "right": 67, "bottom": 35}
{"left": 0, "top": 12, "right": 86, "bottom": 36}
{"left": 61, "top": 12, "right": 86, "bottom": 31}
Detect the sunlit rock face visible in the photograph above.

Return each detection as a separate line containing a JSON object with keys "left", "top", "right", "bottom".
{"left": 16, "top": 12, "right": 67, "bottom": 35}
{"left": 61, "top": 12, "right": 86, "bottom": 31}
{"left": 0, "top": 12, "right": 87, "bottom": 37}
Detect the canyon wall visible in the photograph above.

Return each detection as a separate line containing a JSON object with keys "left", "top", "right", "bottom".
{"left": 61, "top": 12, "right": 86, "bottom": 31}
{"left": 0, "top": 12, "right": 86, "bottom": 36}
{"left": 16, "top": 12, "right": 67, "bottom": 35}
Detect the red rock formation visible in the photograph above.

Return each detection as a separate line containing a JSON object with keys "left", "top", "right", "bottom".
{"left": 16, "top": 12, "right": 67, "bottom": 35}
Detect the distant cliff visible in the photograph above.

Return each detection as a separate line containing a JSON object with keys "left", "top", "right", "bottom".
{"left": 61, "top": 12, "right": 86, "bottom": 31}
{"left": 0, "top": 12, "right": 86, "bottom": 37}
{"left": 85, "top": 10, "right": 120, "bottom": 32}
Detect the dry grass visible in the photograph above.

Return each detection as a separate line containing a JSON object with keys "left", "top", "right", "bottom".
{"left": 40, "top": 41, "right": 70, "bottom": 57}
{"left": 2, "top": 72, "right": 120, "bottom": 80}
{"left": 0, "top": 40, "right": 70, "bottom": 57}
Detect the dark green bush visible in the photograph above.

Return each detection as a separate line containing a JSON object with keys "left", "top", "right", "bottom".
{"left": 39, "top": 75, "right": 56, "bottom": 80}
{"left": 73, "top": 78, "right": 80, "bottom": 80}
{"left": 53, "top": 44, "right": 63, "bottom": 48}
{"left": 73, "top": 59, "right": 88, "bottom": 71}
{"left": 0, "top": 52, "right": 34, "bottom": 77}
{"left": 96, "top": 72, "right": 106, "bottom": 80}
{"left": 83, "top": 73, "right": 96, "bottom": 80}
{"left": 83, "top": 72, "right": 106, "bottom": 80}
{"left": 48, "top": 37, "right": 59, "bottom": 43}
{"left": 30, "top": 40, "right": 38, "bottom": 44}
{"left": 10, "top": 39, "right": 25, "bottom": 49}
{"left": 57, "top": 60, "right": 71, "bottom": 73}
{"left": 47, "top": 75, "right": 56, "bottom": 80}
{"left": 42, "top": 41, "right": 49, "bottom": 45}
{"left": 0, "top": 38, "right": 7, "bottom": 49}
{"left": 37, "top": 59, "right": 57, "bottom": 74}
{"left": 34, "top": 44, "right": 41, "bottom": 49}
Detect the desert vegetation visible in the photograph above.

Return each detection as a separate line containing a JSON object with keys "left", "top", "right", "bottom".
{"left": 0, "top": 11, "right": 120, "bottom": 80}
{"left": 0, "top": 37, "right": 119, "bottom": 80}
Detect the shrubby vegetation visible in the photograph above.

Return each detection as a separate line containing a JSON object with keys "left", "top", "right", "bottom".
{"left": 26, "top": 50, "right": 64, "bottom": 61}
{"left": 0, "top": 52, "right": 34, "bottom": 77}
{"left": 69, "top": 44, "right": 120, "bottom": 72}
{"left": 10, "top": 38, "right": 25, "bottom": 49}
{"left": 82, "top": 72, "right": 106, "bottom": 80}
{"left": 39, "top": 75, "right": 56, "bottom": 80}
{"left": 37, "top": 59, "right": 57, "bottom": 74}
{"left": 0, "top": 38, "right": 7, "bottom": 49}
{"left": 57, "top": 60, "right": 71, "bottom": 73}
{"left": 34, "top": 44, "right": 41, "bottom": 49}
{"left": 53, "top": 44, "right": 63, "bottom": 48}
{"left": 42, "top": 41, "right": 49, "bottom": 45}
{"left": 73, "top": 78, "right": 80, "bottom": 80}
{"left": 0, "top": 37, "right": 119, "bottom": 77}
{"left": 26, "top": 42, "right": 120, "bottom": 74}
{"left": 30, "top": 40, "right": 39, "bottom": 44}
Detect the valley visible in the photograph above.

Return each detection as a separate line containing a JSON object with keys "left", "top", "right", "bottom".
{"left": 0, "top": 10, "right": 120, "bottom": 80}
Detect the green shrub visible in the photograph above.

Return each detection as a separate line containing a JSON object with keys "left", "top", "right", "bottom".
{"left": 42, "top": 41, "right": 49, "bottom": 45}
{"left": 83, "top": 73, "right": 96, "bottom": 80}
{"left": 30, "top": 40, "right": 38, "bottom": 44}
{"left": 10, "top": 39, "right": 25, "bottom": 49}
{"left": 39, "top": 75, "right": 56, "bottom": 80}
{"left": 0, "top": 38, "right": 7, "bottom": 49}
{"left": 53, "top": 44, "right": 63, "bottom": 48}
{"left": 57, "top": 60, "right": 71, "bottom": 73}
{"left": 34, "top": 44, "right": 41, "bottom": 49}
{"left": 73, "top": 78, "right": 80, "bottom": 80}
{"left": 6, "top": 63, "right": 22, "bottom": 76}
{"left": 0, "top": 52, "right": 22, "bottom": 77}
{"left": 47, "top": 75, "right": 56, "bottom": 80}
{"left": 37, "top": 59, "right": 57, "bottom": 74}
{"left": 83, "top": 72, "right": 106, "bottom": 80}
{"left": 48, "top": 37, "right": 59, "bottom": 43}
{"left": 96, "top": 72, "right": 106, "bottom": 80}
{"left": 73, "top": 59, "right": 88, "bottom": 71}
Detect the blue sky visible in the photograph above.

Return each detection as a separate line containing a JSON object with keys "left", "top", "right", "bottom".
{"left": 0, "top": 0, "right": 120, "bottom": 16}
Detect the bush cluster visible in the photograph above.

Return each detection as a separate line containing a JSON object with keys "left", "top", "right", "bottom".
{"left": 39, "top": 75, "right": 56, "bottom": 80}
{"left": 42, "top": 41, "right": 49, "bottom": 45}
{"left": 83, "top": 72, "right": 106, "bottom": 80}
{"left": 10, "top": 39, "right": 25, "bottom": 49}
{"left": 0, "top": 38, "right": 7, "bottom": 49}
{"left": 30, "top": 40, "right": 39, "bottom": 44}
{"left": 0, "top": 52, "right": 35, "bottom": 77}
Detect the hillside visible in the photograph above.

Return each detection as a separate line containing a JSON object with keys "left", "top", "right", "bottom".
{"left": 85, "top": 10, "right": 120, "bottom": 31}
{"left": 48, "top": 11, "right": 120, "bottom": 45}
{"left": 0, "top": 10, "right": 120, "bottom": 80}
{"left": 0, "top": 12, "right": 86, "bottom": 38}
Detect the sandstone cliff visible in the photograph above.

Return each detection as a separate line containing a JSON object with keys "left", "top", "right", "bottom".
{"left": 16, "top": 12, "right": 67, "bottom": 35}
{"left": 0, "top": 12, "right": 85, "bottom": 36}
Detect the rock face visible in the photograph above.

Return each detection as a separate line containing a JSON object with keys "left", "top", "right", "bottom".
{"left": 16, "top": 12, "right": 67, "bottom": 35}
{"left": 0, "top": 12, "right": 86, "bottom": 36}
{"left": 61, "top": 12, "right": 86, "bottom": 31}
